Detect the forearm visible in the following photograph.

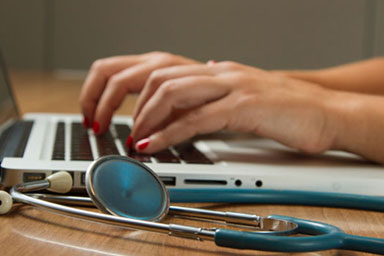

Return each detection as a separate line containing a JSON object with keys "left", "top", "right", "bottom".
{"left": 277, "top": 57, "right": 384, "bottom": 95}
{"left": 328, "top": 91, "right": 384, "bottom": 164}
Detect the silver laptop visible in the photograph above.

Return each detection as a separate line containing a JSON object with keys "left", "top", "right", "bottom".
{"left": 1, "top": 53, "right": 384, "bottom": 196}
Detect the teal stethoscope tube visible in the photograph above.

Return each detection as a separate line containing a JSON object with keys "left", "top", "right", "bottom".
{"left": 168, "top": 188, "right": 384, "bottom": 211}
{"left": 169, "top": 188, "right": 384, "bottom": 253}
{"left": 215, "top": 215, "right": 384, "bottom": 253}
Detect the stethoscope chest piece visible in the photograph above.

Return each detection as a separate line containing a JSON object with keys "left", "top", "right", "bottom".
{"left": 86, "top": 155, "right": 169, "bottom": 221}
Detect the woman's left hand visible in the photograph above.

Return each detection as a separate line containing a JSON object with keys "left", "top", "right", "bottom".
{"left": 131, "top": 61, "right": 340, "bottom": 154}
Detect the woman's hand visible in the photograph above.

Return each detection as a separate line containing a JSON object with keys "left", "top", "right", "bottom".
{"left": 79, "top": 52, "right": 200, "bottom": 134}
{"left": 131, "top": 61, "right": 341, "bottom": 154}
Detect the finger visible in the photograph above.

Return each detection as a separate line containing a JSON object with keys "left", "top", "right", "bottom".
{"left": 131, "top": 76, "right": 230, "bottom": 141}
{"left": 92, "top": 62, "right": 161, "bottom": 134}
{"left": 135, "top": 99, "right": 231, "bottom": 153}
{"left": 80, "top": 55, "right": 143, "bottom": 127}
{"left": 133, "top": 64, "right": 216, "bottom": 120}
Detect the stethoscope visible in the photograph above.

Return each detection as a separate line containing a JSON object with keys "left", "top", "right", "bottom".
{"left": 1, "top": 155, "right": 384, "bottom": 254}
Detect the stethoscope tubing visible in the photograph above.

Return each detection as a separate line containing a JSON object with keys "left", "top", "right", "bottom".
{"left": 215, "top": 215, "right": 345, "bottom": 252}
{"left": 169, "top": 188, "right": 384, "bottom": 212}
{"left": 341, "top": 234, "right": 384, "bottom": 254}
{"left": 215, "top": 215, "right": 384, "bottom": 253}
{"left": 170, "top": 189, "right": 384, "bottom": 253}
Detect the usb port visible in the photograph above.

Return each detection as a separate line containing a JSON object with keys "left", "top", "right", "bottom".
{"left": 160, "top": 176, "right": 176, "bottom": 186}
{"left": 23, "top": 173, "right": 46, "bottom": 182}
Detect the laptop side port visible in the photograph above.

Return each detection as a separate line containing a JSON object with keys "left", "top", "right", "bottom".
{"left": 81, "top": 172, "right": 86, "bottom": 186}
{"left": 184, "top": 179, "right": 227, "bottom": 185}
{"left": 23, "top": 172, "right": 46, "bottom": 182}
{"left": 159, "top": 176, "right": 176, "bottom": 186}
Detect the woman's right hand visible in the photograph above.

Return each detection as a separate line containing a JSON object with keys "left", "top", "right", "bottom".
{"left": 79, "top": 51, "right": 200, "bottom": 134}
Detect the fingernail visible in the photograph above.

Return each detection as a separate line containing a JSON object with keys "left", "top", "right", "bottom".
{"left": 136, "top": 138, "right": 150, "bottom": 151}
{"left": 125, "top": 135, "right": 133, "bottom": 148}
{"left": 83, "top": 117, "right": 89, "bottom": 128}
{"left": 207, "top": 60, "right": 216, "bottom": 66}
{"left": 93, "top": 121, "right": 100, "bottom": 134}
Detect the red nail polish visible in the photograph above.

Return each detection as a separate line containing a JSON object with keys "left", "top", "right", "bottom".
{"left": 125, "top": 135, "right": 133, "bottom": 148}
{"left": 83, "top": 117, "right": 89, "bottom": 128}
{"left": 137, "top": 138, "right": 150, "bottom": 151}
{"left": 93, "top": 121, "right": 100, "bottom": 133}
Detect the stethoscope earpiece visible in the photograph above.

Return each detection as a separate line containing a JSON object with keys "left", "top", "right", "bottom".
{"left": 0, "top": 190, "right": 13, "bottom": 214}
{"left": 46, "top": 171, "right": 73, "bottom": 194}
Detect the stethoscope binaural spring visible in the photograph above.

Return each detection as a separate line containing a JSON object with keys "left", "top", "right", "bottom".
{"left": 1, "top": 155, "right": 384, "bottom": 254}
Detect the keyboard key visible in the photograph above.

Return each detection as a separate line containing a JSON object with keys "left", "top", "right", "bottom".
{"left": 71, "top": 123, "right": 93, "bottom": 161}
{"left": 153, "top": 149, "right": 180, "bottom": 163}
{"left": 115, "top": 124, "right": 131, "bottom": 142}
{"left": 174, "top": 143, "right": 213, "bottom": 164}
{"left": 127, "top": 150, "right": 152, "bottom": 163}
{"left": 95, "top": 131, "right": 119, "bottom": 156}
{"left": 52, "top": 122, "right": 65, "bottom": 160}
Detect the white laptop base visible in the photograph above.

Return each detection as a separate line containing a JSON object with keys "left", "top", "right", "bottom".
{"left": 2, "top": 113, "right": 384, "bottom": 196}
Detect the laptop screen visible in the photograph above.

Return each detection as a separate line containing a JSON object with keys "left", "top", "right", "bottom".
{"left": 0, "top": 52, "right": 19, "bottom": 129}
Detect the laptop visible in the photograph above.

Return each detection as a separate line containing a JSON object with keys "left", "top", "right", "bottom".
{"left": 1, "top": 52, "right": 384, "bottom": 196}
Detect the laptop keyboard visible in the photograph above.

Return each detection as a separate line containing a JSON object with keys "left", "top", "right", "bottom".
{"left": 52, "top": 122, "right": 213, "bottom": 164}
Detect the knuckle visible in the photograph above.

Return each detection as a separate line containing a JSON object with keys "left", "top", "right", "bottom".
{"left": 159, "top": 80, "right": 178, "bottom": 97}
{"left": 147, "top": 51, "right": 166, "bottom": 57}
{"left": 107, "top": 74, "right": 130, "bottom": 94}
{"left": 218, "top": 61, "right": 241, "bottom": 70}
{"left": 90, "top": 59, "right": 108, "bottom": 72}
{"left": 147, "top": 69, "right": 166, "bottom": 89}
{"left": 220, "top": 72, "right": 247, "bottom": 87}
{"left": 151, "top": 51, "right": 175, "bottom": 65}
{"left": 108, "top": 73, "right": 123, "bottom": 87}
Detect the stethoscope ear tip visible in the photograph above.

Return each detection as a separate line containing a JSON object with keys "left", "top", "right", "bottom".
{"left": 0, "top": 190, "right": 13, "bottom": 214}
{"left": 46, "top": 171, "right": 73, "bottom": 194}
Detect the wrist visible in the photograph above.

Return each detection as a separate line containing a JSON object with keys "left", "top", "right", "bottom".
{"left": 273, "top": 69, "right": 321, "bottom": 81}
{"left": 323, "top": 90, "right": 366, "bottom": 153}
{"left": 273, "top": 69, "right": 332, "bottom": 90}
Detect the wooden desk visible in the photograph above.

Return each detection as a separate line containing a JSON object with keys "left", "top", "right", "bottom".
{"left": 1, "top": 71, "right": 384, "bottom": 255}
